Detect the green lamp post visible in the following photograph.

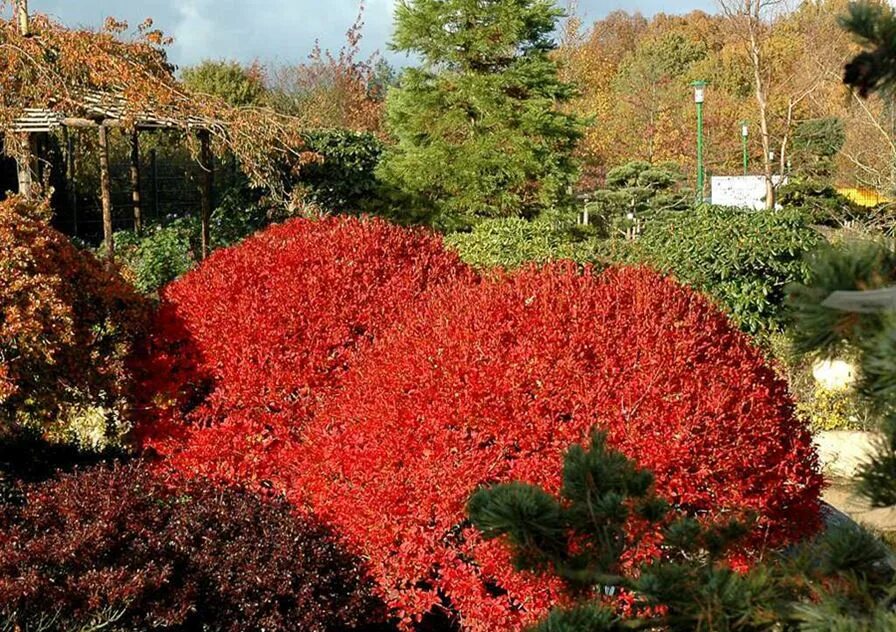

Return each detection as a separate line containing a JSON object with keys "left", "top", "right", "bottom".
{"left": 741, "top": 121, "right": 749, "bottom": 175}
{"left": 692, "top": 80, "right": 707, "bottom": 203}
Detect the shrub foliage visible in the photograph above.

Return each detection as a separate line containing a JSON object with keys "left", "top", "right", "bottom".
{"left": 138, "top": 215, "right": 472, "bottom": 488}
{"left": 0, "top": 463, "right": 384, "bottom": 631}
{"left": 0, "top": 196, "right": 148, "bottom": 448}
{"left": 291, "top": 264, "right": 822, "bottom": 630}
{"left": 445, "top": 215, "right": 600, "bottom": 269}
{"left": 142, "top": 222, "right": 821, "bottom": 629}
{"left": 632, "top": 205, "right": 822, "bottom": 333}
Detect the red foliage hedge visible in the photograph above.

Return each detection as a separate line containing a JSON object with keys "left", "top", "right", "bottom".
{"left": 137, "top": 215, "right": 472, "bottom": 487}
{"left": 290, "top": 264, "right": 822, "bottom": 631}
{"left": 0, "top": 196, "right": 148, "bottom": 444}
{"left": 140, "top": 218, "right": 821, "bottom": 631}
{"left": 0, "top": 462, "right": 385, "bottom": 631}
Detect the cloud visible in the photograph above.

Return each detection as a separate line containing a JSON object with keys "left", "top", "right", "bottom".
{"left": 29, "top": 0, "right": 716, "bottom": 69}
{"left": 170, "top": 0, "right": 215, "bottom": 64}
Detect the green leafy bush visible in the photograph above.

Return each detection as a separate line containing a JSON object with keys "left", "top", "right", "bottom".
{"left": 444, "top": 215, "right": 601, "bottom": 269}
{"left": 111, "top": 219, "right": 196, "bottom": 295}
{"left": 209, "top": 178, "right": 270, "bottom": 247}
{"left": 634, "top": 205, "right": 822, "bottom": 333}
{"left": 298, "top": 129, "right": 385, "bottom": 213}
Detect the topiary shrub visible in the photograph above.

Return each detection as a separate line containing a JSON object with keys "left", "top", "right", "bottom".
{"left": 0, "top": 196, "right": 149, "bottom": 449}
{"left": 444, "top": 215, "right": 601, "bottom": 269}
{"left": 138, "top": 215, "right": 473, "bottom": 489}
{"left": 290, "top": 264, "right": 822, "bottom": 630}
{"left": 633, "top": 205, "right": 822, "bottom": 334}
{"left": 0, "top": 462, "right": 384, "bottom": 631}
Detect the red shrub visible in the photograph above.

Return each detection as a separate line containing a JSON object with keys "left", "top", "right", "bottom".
{"left": 290, "top": 264, "right": 822, "bottom": 631}
{"left": 0, "top": 462, "right": 385, "bottom": 631}
{"left": 137, "top": 215, "right": 472, "bottom": 487}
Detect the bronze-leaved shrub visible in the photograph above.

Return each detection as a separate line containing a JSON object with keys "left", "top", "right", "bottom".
{"left": 0, "top": 196, "right": 148, "bottom": 449}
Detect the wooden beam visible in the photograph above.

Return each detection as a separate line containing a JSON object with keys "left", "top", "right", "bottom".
{"left": 98, "top": 125, "right": 114, "bottom": 258}
{"left": 198, "top": 130, "right": 214, "bottom": 260}
{"left": 129, "top": 130, "right": 143, "bottom": 235}
{"left": 61, "top": 118, "right": 120, "bottom": 129}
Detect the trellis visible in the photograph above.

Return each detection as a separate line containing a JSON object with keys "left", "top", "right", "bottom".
{"left": 9, "top": 97, "right": 221, "bottom": 259}
{"left": 1, "top": 0, "right": 311, "bottom": 259}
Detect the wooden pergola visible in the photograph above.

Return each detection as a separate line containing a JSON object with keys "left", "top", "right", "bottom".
{"left": 4, "top": 0, "right": 224, "bottom": 259}
{"left": 10, "top": 97, "right": 222, "bottom": 259}
{"left": 3, "top": 0, "right": 311, "bottom": 259}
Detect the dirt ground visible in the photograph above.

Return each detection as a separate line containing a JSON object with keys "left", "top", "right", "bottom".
{"left": 824, "top": 478, "right": 896, "bottom": 533}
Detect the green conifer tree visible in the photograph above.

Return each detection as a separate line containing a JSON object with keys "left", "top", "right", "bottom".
{"left": 468, "top": 432, "right": 896, "bottom": 631}
{"left": 468, "top": 5, "right": 896, "bottom": 628}
{"left": 378, "top": 0, "right": 583, "bottom": 230}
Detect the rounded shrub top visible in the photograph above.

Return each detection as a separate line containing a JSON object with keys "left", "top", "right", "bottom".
{"left": 141, "top": 218, "right": 821, "bottom": 631}
{"left": 138, "top": 215, "right": 473, "bottom": 487}
{"left": 0, "top": 463, "right": 384, "bottom": 631}
{"left": 0, "top": 196, "right": 148, "bottom": 449}
{"left": 293, "top": 264, "right": 822, "bottom": 630}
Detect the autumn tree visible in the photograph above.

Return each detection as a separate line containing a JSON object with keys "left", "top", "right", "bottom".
{"left": 267, "top": 6, "right": 383, "bottom": 133}
{"left": 378, "top": 0, "right": 583, "bottom": 229}
{"left": 717, "top": 0, "right": 789, "bottom": 208}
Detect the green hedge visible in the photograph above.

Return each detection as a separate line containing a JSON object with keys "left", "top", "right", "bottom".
{"left": 634, "top": 206, "right": 822, "bottom": 334}
{"left": 444, "top": 216, "right": 602, "bottom": 269}
{"left": 447, "top": 206, "right": 821, "bottom": 335}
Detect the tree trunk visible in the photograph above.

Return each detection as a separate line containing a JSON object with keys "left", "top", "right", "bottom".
{"left": 64, "top": 128, "right": 78, "bottom": 236}
{"left": 129, "top": 130, "right": 143, "bottom": 235}
{"left": 98, "top": 125, "right": 114, "bottom": 258}
{"left": 749, "top": 21, "right": 775, "bottom": 209}
{"left": 15, "top": 0, "right": 28, "bottom": 36}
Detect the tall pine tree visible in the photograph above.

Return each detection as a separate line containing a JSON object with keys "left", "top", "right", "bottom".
{"left": 378, "top": 0, "right": 583, "bottom": 229}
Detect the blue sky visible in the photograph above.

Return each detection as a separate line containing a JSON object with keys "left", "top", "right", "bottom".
{"left": 26, "top": 0, "right": 717, "bottom": 69}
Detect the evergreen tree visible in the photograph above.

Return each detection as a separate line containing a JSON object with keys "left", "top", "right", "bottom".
{"left": 841, "top": 1, "right": 896, "bottom": 97}
{"left": 468, "top": 431, "right": 896, "bottom": 631}
{"left": 788, "top": 0, "right": 896, "bottom": 509}
{"left": 378, "top": 0, "right": 583, "bottom": 230}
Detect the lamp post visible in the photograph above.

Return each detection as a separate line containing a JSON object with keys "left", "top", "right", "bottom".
{"left": 692, "top": 80, "right": 707, "bottom": 203}
{"left": 741, "top": 121, "right": 749, "bottom": 175}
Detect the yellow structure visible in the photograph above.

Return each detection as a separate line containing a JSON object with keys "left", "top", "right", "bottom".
{"left": 837, "top": 187, "right": 892, "bottom": 208}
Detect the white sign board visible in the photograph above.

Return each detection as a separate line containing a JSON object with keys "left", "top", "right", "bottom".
{"left": 710, "top": 175, "right": 787, "bottom": 210}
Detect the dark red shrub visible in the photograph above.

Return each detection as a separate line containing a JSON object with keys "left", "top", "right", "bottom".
{"left": 137, "top": 215, "right": 472, "bottom": 487}
{"left": 0, "top": 462, "right": 384, "bottom": 631}
{"left": 289, "top": 264, "right": 822, "bottom": 630}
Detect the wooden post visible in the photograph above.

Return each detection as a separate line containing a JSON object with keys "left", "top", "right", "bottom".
{"left": 15, "top": 0, "right": 29, "bottom": 36}
{"left": 64, "top": 128, "right": 78, "bottom": 236}
{"left": 98, "top": 124, "right": 114, "bottom": 258}
{"left": 129, "top": 130, "right": 143, "bottom": 235}
{"left": 198, "top": 130, "right": 214, "bottom": 260}
{"left": 15, "top": 133, "right": 36, "bottom": 200}
{"left": 150, "top": 148, "right": 159, "bottom": 218}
